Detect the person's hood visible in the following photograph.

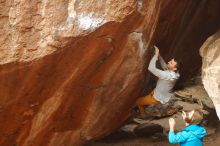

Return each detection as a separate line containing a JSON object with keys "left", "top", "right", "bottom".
{"left": 184, "top": 124, "right": 206, "bottom": 139}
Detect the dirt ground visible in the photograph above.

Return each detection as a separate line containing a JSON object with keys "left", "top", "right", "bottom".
{"left": 87, "top": 132, "right": 220, "bottom": 146}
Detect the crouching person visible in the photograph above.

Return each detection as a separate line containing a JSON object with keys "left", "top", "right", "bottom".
{"left": 168, "top": 109, "right": 206, "bottom": 146}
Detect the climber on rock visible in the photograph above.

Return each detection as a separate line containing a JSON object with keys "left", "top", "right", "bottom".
{"left": 135, "top": 45, "right": 180, "bottom": 114}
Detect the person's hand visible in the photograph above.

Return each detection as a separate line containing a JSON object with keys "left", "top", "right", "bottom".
{"left": 154, "top": 45, "right": 159, "bottom": 57}
{"left": 169, "top": 118, "right": 176, "bottom": 131}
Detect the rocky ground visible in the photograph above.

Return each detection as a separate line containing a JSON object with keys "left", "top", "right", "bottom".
{"left": 87, "top": 78, "right": 220, "bottom": 146}
{"left": 87, "top": 135, "right": 220, "bottom": 146}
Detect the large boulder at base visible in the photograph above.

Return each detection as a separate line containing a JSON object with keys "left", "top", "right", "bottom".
{"left": 0, "top": 0, "right": 220, "bottom": 145}
{"left": 134, "top": 123, "right": 163, "bottom": 137}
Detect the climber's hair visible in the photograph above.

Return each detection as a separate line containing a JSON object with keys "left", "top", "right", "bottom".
{"left": 174, "top": 59, "right": 182, "bottom": 73}
{"left": 184, "top": 109, "right": 203, "bottom": 125}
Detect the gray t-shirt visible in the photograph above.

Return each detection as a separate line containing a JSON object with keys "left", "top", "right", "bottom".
{"left": 148, "top": 55, "right": 180, "bottom": 104}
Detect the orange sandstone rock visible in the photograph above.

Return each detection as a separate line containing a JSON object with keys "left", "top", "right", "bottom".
{"left": 0, "top": 0, "right": 220, "bottom": 146}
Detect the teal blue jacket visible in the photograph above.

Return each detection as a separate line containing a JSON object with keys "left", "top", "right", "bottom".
{"left": 168, "top": 124, "right": 206, "bottom": 146}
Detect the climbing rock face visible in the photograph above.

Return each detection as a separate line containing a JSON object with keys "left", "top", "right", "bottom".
{"left": 200, "top": 30, "right": 220, "bottom": 120}
{"left": 0, "top": 0, "right": 220, "bottom": 146}
{"left": 0, "top": 0, "right": 159, "bottom": 146}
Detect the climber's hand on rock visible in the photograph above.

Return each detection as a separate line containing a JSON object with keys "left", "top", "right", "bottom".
{"left": 169, "top": 118, "right": 175, "bottom": 131}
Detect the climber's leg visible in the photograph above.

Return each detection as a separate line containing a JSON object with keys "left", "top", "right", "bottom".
{"left": 136, "top": 91, "right": 160, "bottom": 114}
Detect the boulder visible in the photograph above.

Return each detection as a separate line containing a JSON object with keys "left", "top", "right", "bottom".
{"left": 201, "top": 30, "right": 220, "bottom": 120}
{"left": 0, "top": 0, "right": 220, "bottom": 145}
{"left": 141, "top": 100, "right": 183, "bottom": 119}
{"left": 134, "top": 123, "right": 163, "bottom": 137}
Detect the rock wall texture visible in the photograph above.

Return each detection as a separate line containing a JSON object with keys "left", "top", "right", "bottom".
{"left": 0, "top": 0, "right": 220, "bottom": 146}
{"left": 201, "top": 30, "right": 220, "bottom": 120}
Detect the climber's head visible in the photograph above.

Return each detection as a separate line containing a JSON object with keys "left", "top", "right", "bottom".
{"left": 182, "top": 109, "right": 203, "bottom": 125}
{"left": 167, "top": 58, "right": 178, "bottom": 72}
